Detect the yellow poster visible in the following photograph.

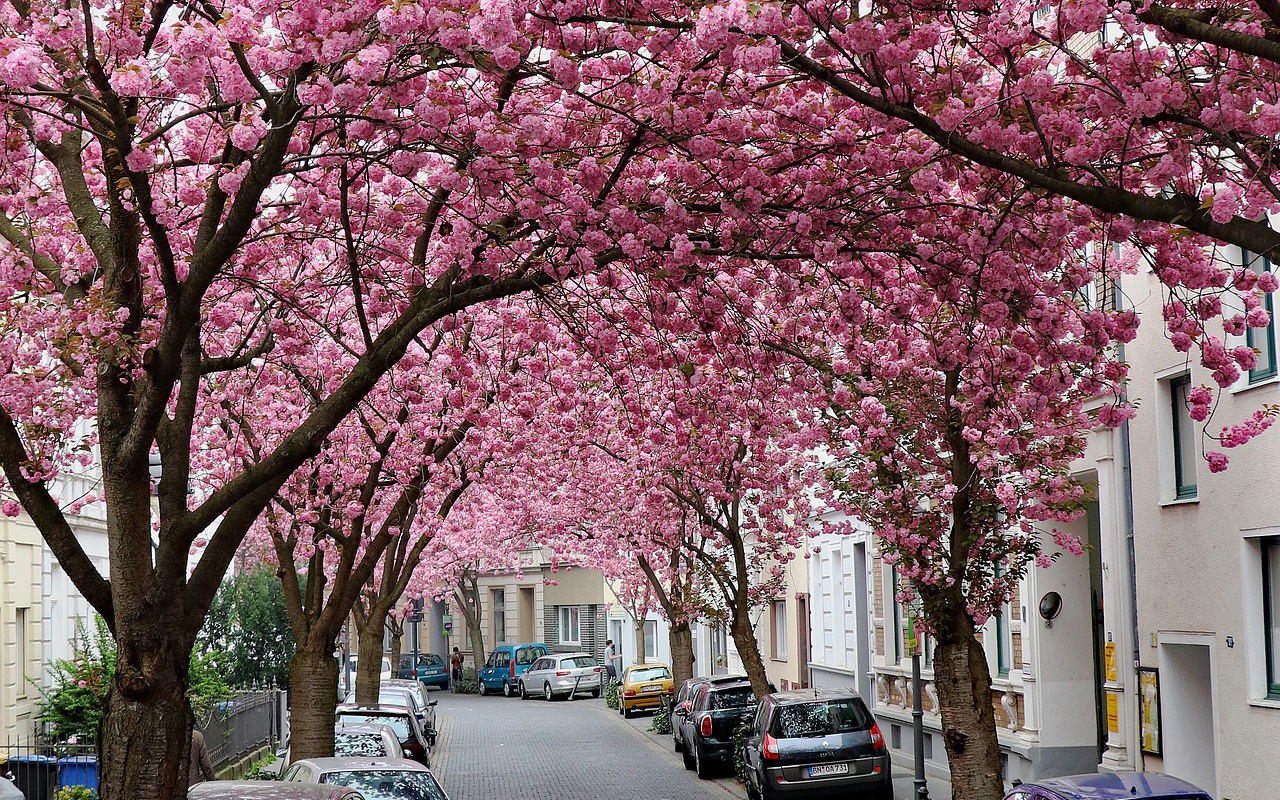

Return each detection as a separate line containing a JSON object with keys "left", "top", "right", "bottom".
{"left": 1106, "top": 691, "right": 1119, "bottom": 732}
{"left": 1139, "top": 668, "right": 1162, "bottom": 755}
{"left": 1104, "top": 642, "right": 1117, "bottom": 682}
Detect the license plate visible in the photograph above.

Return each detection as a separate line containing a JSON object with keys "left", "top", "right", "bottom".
{"left": 808, "top": 763, "right": 849, "bottom": 778}
{"left": 642, "top": 684, "right": 662, "bottom": 693}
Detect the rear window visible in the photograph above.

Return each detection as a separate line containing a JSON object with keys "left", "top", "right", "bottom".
{"left": 771, "top": 699, "right": 873, "bottom": 738}
{"left": 710, "top": 687, "right": 755, "bottom": 710}
{"left": 422, "top": 654, "right": 444, "bottom": 666}
{"left": 566, "top": 656, "right": 597, "bottom": 668}
{"left": 334, "top": 732, "right": 389, "bottom": 757}
{"left": 322, "top": 770, "right": 447, "bottom": 800}
{"left": 336, "top": 712, "right": 411, "bottom": 741}
{"left": 629, "top": 666, "right": 671, "bottom": 682}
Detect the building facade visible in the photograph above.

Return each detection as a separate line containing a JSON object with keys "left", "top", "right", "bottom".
{"left": 1, "top": 513, "right": 45, "bottom": 739}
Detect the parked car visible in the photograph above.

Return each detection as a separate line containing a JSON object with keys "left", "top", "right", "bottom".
{"left": 277, "top": 723, "right": 405, "bottom": 765}
{"left": 189, "top": 781, "right": 365, "bottom": 800}
{"left": 335, "top": 705, "right": 431, "bottom": 766}
{"left": 477, "top": 643, "right": 549, "bottom": 697}
{"left": 343, "top": 680, "right": 437, "bottom": 744}
{"left": 617, "top": 663, "right": 674, "bottom": 718}
{"left": 671, "top": 675, "right": 765, "bottom": 753}
{"left": 676, "top": 678, "right": 757, "bottom": 778}
{"left": 399, "top": 653, "right": 449, "bottom": 689}
{"left": 282, "top": 757, "right": 448, "bottom": 800}
{"left": 518, "top": 652, "right": 604, "bottom": 700}
{"left": 1003, "top": 772, "right": 1213, "bottom": 800}
{"left": 741, "top": 688, "right": 892, "bottom": 800}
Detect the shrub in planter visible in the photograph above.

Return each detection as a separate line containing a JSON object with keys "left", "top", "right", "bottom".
{"left": 731, "top": 721, "right": 751, "bottom": 785}
{"left": 649, "top": 700, "right": 672, "bottom": 734}
{"left": 55, "top": 788, "right": 97, "bottom": 800}
{"left": 452, "top": 667, "right": 480, "bottom": 695}
{"left": 605, "top": 679, "right": 620, "bottom": 709}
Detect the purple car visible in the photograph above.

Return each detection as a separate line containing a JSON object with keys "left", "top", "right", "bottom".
{"left": 1004, "top": 772, "right": 1213, "bottom": 800}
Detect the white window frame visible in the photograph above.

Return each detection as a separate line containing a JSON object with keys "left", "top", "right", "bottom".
{"left": 771, "top": 599, "right": 788, "bottom": 659}
{"left": 643, "top": 620, "right": 658, "bottom": 660}
{"left": 492, "top": 589, "right": 506, "bottom": 644}
{"left": 559, "top": 606, "right": 581, "bottom": 645}
{"left": 1155, "top": 367, "right": 1198, "bottom": 504}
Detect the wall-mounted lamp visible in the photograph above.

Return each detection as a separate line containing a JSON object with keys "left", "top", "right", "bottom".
{"left": 1038, "top": 591, "right": 1063, "bottom": 628}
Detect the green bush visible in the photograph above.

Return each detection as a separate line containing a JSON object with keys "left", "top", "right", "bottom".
{"left": 731, "top": 720, "right": 751, "bottom": 785}
{"left": 242, "top": 751, "right": 282, "bottom": 781}
{"left": 55, "top": 787, "right": 97, "bottom": 800}
{"left": 39, "top": 616, "right": 232, "bottom": 744}
{"left": 648, "top": 700, "right": 672, "bottom": 734}
{"left": 452, "top": 667, "right": 479, "bottom": 695}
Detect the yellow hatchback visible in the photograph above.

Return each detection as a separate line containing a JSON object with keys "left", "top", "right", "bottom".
{"left": 618, "top": 663, "right": 674, "bottom": 718}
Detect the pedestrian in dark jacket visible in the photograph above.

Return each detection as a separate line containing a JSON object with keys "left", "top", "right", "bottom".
{"left": 189, "top": 728, "right": 214, "bottom": 786}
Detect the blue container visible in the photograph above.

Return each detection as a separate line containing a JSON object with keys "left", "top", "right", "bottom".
{"left": 57, "top": 756, "right": 99, "bottom": 793}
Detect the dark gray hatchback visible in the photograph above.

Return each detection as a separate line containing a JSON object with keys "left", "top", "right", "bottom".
{"left": 741, "top": 688, "right": 892, "bottom": 800}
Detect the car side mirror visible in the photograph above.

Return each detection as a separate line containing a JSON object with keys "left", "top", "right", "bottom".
{"left": 673, "top": 707, "right": 687, "bottom": 716}
{"left": 427, "top": 699, "right": 438, "bottom": 707}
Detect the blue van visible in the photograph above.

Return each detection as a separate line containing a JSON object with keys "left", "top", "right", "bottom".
{"left": 478, "top": 643, "right": 549, "bottom": 696}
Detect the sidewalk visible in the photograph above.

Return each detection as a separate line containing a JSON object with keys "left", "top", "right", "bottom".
{"left": 891, "top": 764, "right": 953, "bottom": 799}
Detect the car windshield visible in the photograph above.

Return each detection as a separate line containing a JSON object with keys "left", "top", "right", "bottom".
{"left": 629, "top": 666, "right": 670, "bottom": 682}
{"left": 333, "top": 732, "right": 388, "bottom": 757}
{"left": 336, "top": 713, "right": 411, "bottom": 741}
{"left": 771, "top": 699, "right": 873, "bottom": 738}
{"left": 322, "top": 770, "right": 446, "bottom": 800}
{"left": 566, "top": 656, "right": 597, "bottom": 669}
{"left": 710, "top": 687, "right": 755, "bottom": 710}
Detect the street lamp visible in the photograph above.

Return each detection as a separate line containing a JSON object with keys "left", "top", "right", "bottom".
{"left": 907, "top": 613, "right": 930, "bottom": 800}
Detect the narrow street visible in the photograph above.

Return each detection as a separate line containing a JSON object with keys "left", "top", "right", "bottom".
{"left": 425, "top": 689, "right": 952, "bottom": 800}
{"left": 428, "top": 690, "right": 743, "bottom": 800}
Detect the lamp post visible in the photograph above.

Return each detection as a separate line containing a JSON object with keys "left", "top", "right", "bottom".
{"left": 907, "top": 614, "right": 930, "bottom": 800}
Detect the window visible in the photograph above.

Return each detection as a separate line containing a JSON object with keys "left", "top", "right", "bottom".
{"left": 771, "top": 600, "right": 788, "bottom": 659}
{"left": 1244, "top": 250, "right": 1277, "bottom": 382}
{"left": 491, "top": 589, "right": 506, "bottom": 643}
{"left": 995, "top": 609, "right": 1012, "bottom": 677}
{"left": 1263, "top": 538, "right": 1280, "bottom": 698}
{"left": 643, "top": 620, "right": 658, "bottom": 660}
{"left": 559, "top": 606, "right": 581, "bottom": 644}
{"left": 1169, "top": 374, "right": 1198, "bottom": 498}
{"left": 15, "top": 607, "right": 27, "bottom": 698}
{"left": 889, "top": 569, "right": 903, "bottom": 664}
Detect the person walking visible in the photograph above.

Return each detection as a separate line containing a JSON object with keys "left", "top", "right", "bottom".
{"left": 604, "top": 639, "right": 620, "bottom": 682}
{"left": 450, "top": 646, "right": 464, "bottom": 689}
{"left": 189, "top": 728, "right": 214, "bottom": 787}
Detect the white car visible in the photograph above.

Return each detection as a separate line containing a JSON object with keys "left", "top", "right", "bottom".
{"left": 282, "top": 757, "right": 448, "bottom": 800}
{"left": 517, "top": 652, "right": 604, "bottom": 700}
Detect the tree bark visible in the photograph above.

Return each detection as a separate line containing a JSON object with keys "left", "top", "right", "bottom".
{"left": 98, "top": 620, "right": 193, "bottom": 800}
{"left": 286, "top": 644, "right": 340, "bottom": 763}
{"left": 354, "top": 617, "right": 385, "bottom": 705}
{"left": 933, "top": 615, "right": 1004, "bottom": 800}
{"left": 668, "top": 620, "right": 694, "bottom": 688}
{"left": 634, "top": 619, "right": 647, "bottom": 667}
{"left": 730, "top": 608, "right": 771, "bottom": 699}
{"left": 388, "top": 617, "right": 404, "bottom": 671}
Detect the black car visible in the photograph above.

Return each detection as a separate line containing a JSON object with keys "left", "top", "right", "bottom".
{"left": 675, "top": 678, "right": 757, "bottom": 778}
{"left": 741, "top": 688, "right": 892, "bottom": 800}
{"left": 671, "top": 675, "right": 751, "bottom": 754}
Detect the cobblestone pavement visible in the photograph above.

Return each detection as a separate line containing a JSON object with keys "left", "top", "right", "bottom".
{"left": 428, "top": 689, "right": 745, "bottom": 800}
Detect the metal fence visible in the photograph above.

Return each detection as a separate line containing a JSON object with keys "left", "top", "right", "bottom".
{"left": 200, "top": 688, "right": 285, "bottom": 770}
{"left": 0, "top": 688, "right": 285, "bottom": 797}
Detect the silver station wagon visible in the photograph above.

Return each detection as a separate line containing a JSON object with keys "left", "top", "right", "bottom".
{"left": 517, "top": 652, "right": 604, "bottom": 700}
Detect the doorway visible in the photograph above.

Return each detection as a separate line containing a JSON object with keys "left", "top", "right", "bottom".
{"left": 1160, "top": 641, "right": 1217, "bottom": 794}
{"left": 518, "top": 587, "right": 535, "bottom": 642}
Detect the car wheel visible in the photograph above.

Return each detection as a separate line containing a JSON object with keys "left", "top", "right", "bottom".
{"left": 543, "top": 682, "right": 554, "bottom": 701}
{"left": 503, "top": 680, "right": 514, "bottom": 697}
{"left": 682, "top": 746, "right": 695, "bottom": 770}
{"left": 745, "top": 776, "right": 761, "bottom": 800}
{"left": 519, "top": 681, "right": 529, "bottom": 699}
{"left": 478, "top": 681, "right": 488, "bottom": 696}
{"left": 673, "top": 732, "right": 682, "bottom": 752}
{"left": 873, "top": 781, "right": 895, "bottom": 800}
{"left": 694, "top": 743, "right": 713, "bottom": 779}
{"left": 622, "top": 703, "right": 633, "bottom": 718}
{"left": 590, "top": 688, "right": 600, "bottom": 698}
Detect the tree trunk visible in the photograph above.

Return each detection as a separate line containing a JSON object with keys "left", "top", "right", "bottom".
{"left": 466, "top": 619, "right": 485, "bottom": 669}
{"left": 669, "top": 620, "right": 694, "bottom": 688}
{"left": 98, "top": 621, "right": 193, "bottom": 800}
{"left": 388, "top": 618, "right": 404, "bottom": 672}
{"left": 934, "top": 616, "right": 1005, "bottom": 800}
{"left": 354, "top": 617, "right": 385, "bottom": 706}
{"left": 731, "top": 609, "right": 770, "bottom": 699}
{"left": 287, "top": 645, "right": 340, "bottom": 763}
{"left": 634, "top": 619, "right": 647, "bottom": 667}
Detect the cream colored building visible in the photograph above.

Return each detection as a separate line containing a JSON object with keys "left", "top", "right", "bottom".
{"left": 1118, "top": 243, "right": 1280, "bottom": 800}
{"left": 1, "top": 513, "right": 45, "bottom": 739}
